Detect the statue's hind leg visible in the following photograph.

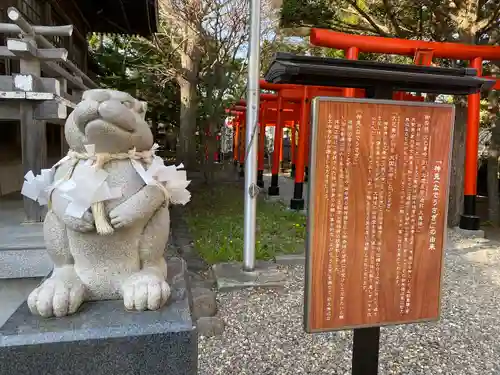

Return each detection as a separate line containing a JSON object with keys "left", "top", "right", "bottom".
{"left": 27, "top": 210, "right": 86, "bottom": 318}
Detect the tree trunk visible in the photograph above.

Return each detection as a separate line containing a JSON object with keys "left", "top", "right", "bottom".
{"left": 201, "top": 120, "right": 219, "bottom": 184}
{"left": 177, "top": 79, "right": 198, "bottom": 168}
{"left": 151, "top": 108, "right": 159, "bottom": 142}
{"left": 487, "top": 141, "right": 499, "bottom": 225}
{"left": 448, "top": 100, "right": 467, "bottom": 227}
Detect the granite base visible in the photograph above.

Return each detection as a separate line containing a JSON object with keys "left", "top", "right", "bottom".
{"left": 213, "top": 261, "right": 287, "bottom": 291}
{"left": 0, "top": 257, "right": 197, "bottom": 375}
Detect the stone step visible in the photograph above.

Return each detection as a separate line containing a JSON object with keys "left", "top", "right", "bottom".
{"left": 0, "top": 278, "right": 42, "bottom": 327}
{"left": 0, "top": 223, "right": 52, "bottom": 279}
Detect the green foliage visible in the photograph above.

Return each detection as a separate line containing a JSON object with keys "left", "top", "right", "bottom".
{"left": 280, "top": 0, "right": 336, "bottom": 29}
{"left": 88, "top": 33, "right": 180, "bottom": 128}
{"left": 185, "top": 183, "right": 306, "bottom": 264}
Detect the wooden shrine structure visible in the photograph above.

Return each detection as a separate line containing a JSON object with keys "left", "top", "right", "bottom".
{"left": 0, "top": 0, "right": 158, "bottom": 222}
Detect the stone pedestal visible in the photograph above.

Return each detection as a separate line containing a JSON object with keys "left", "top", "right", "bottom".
{"left": 0, "top": 257, "right": 197, "bottom": 375}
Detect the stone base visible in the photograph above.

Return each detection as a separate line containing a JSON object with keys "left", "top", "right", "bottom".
{"left": 459, "top": 214, "right": 481, "bottom": 231}
{"left": 452, "top": 226, "right": 485, "bottom": 239}
{"left": 268, "top": 185, "right": 280, "bottom": 196}
{"left": 275, "top": 253, "right": 305, "bottom": 265}
{"left": 290, "top": 198, "right": 305, "bottom": 211}
{"left": 213, "top": 261, "right": 287, "bottom": 292}
{"left": 0, "top": 257, "right": 197, "bottom": 375}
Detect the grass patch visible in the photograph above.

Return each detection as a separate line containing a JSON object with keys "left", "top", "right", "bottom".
{"left": 185, "top": 182, "right": 306, "bottom": 264}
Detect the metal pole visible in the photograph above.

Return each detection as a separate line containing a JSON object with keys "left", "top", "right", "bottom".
{"left": 242, "top": 0, "right": 261, "bottom": 272}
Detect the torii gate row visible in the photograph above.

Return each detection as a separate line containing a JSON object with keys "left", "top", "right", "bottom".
{"left": 228, "top": 103, "right": 301, "bottom": 181}
{"left": 229, "top": 81, "right": 426, "bottom": 204}
{"left": 310, "top": 27, "right": 500, "bottom": 230}
{"left": 256, "top": 80, "right": 426, "bottom": 200}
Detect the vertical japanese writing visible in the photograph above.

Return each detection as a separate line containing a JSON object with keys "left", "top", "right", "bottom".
{"left": 417, "top": 115, "right": 430, "bottom": 230}
{"left": 353, "top": 111, "right": 362, "bottom": 164}
{"left": 313, "top": 102, "right": 452, "bottom": 329}
{"left": 403, "top": 117, "right": 419, "bottom": 314}
{"left": 325, "top": 114, "right": 334, "bottom": 321}
{"left": 386, "top": 114, "right": 399, "bottom": 210}
{"left": 430, "top": 160, "right": 443, "bottom": 251}
{"left": 363, "top": 116, "right": 373, "bottom": 296}
{"left": 365, "top": 116, "right": 380, "bottom": 318}
{"left": 397, "top": 117, "right": 411, "bottom": 314}
{"left": 338, "top": 117, "right": 352, "bottom": 320}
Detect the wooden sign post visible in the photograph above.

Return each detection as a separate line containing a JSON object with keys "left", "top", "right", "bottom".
{"left": 304, "top": 97, "right": 454, "bottom": 373}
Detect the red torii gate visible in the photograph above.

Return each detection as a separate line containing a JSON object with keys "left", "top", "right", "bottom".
{"left": 310, "top": 28, "right": 500, "bottom": 230}
{"left": 231, "top": 98, "right": 301, "bottom": 183}
{"left": 228, "top": 75, "right": 429, "bottom": 209}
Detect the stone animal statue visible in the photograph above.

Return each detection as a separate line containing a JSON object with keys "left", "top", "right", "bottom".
{"left": 26, "top": 89, "right": 189, "bottom": 318}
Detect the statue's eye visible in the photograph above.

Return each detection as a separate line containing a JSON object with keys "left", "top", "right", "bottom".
{"left": 121, "top": 101, "right": 133, "bottom": 109}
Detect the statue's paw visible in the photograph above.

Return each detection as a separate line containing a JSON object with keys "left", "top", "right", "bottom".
{"left": 122, "top": 274, "right": 170, "bottom": 311}
{"left": 27, "top": 278, "right": 85, "bottom": 318}
{"left": 109, "top": 206, "right": 132, "bottom": 229}
{"left": 62, "top": 212, "right": 95, "bottom": 233}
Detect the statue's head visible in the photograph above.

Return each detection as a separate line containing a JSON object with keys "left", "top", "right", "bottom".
{"left": 65, "top": 89, "right": 153, "bottom": 154}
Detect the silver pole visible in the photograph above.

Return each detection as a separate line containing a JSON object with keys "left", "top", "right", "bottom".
{"left": 242, "top": 0, "right": 261, "bottom": 271}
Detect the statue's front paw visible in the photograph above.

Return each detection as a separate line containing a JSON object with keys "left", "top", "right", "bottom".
{"left": 62, "top": 211, "right": 95, "bottom": 233}
{"left": 109, "top": 206, "right": 132, "bottom": 229}
{"left": 122, "top": 274, "right": 170, "bottom": 311}
{"left": 27, "top": 277, "right": 85, "bottom": 318}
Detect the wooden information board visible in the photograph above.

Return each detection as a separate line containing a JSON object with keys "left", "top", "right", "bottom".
{"left": 304, "top": 97, "right": 454, "bottom": 333}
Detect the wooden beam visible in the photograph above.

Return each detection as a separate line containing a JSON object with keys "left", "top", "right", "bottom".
{"left": 0, "top": 90, "right": 77, "bottom": 108}
{"left": 17, "top": 37, "right": 47, "bottom": 222}
{"left": 46, "top": 0, "right": 86, "bottom": 43}
{"left": 0, "top": 47, "right": 15, "bottom": 59}
{"left": 40, "top": 60, "right": 89, "bottom": 90}
{"left": 0, "top": 23, "right": 73, "bottom": 36}
{"left": 0, "top": 101, "right": 20, "bottom": 120}
{"left": 0, "top": 75, "right": 65, "bottom": 94}
{"left": 6, "top": 38, "right": 37, "bottom": 59}
{"left": 35, "top": 100, "right": 67, "bottom": 120}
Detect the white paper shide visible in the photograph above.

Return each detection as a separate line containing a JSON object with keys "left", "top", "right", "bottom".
{"left": 21, "top": 169, "right": 54, "bottom": 206}
{"left": 21, "top": 143, "right": 191, "bottom": 219}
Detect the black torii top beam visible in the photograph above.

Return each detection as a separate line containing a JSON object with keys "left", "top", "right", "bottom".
{"left": 264, "top": 52, "right": 494, "bottom": 96}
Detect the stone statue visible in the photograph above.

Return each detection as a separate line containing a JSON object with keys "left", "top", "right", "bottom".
{"left": 24, "top": 89, "right": 190, "bottom": 318}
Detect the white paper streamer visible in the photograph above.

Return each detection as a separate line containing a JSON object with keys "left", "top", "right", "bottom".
{"left": 20, "top": 143, "right": 191, "bottom": 214}
{"left": 57, "top": 164, "right": 122, "bottom": 218}
{"left": 20, "top": 169, "right": 55, "bottom": 206}
{"left": 131, "top": 155, "right": 191, "bottom": 205}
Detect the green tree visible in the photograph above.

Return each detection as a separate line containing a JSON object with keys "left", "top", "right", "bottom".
{"left": 88, "top": 34, "right": 180, "bottom": 142}
{"left": 277, "top": 0, "right": 500, "bottom": 226}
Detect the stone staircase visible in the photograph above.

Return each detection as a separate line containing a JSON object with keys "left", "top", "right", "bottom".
{"left": 0, "top": 195, "right": 48, "bottom": 325}
{"left": 0, "top": 194, "right": 52, "bottom": 280}
{"left": 0, "top": 223, "right": 51, "bottom": 279}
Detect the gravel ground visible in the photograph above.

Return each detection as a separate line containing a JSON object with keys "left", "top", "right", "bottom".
{"left": 198, "top": 230, "right": 500, "bottom": 375}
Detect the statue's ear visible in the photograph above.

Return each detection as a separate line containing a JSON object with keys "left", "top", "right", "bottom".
{"left": 135, "top": 101, "right": 148, "bottom": 121}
